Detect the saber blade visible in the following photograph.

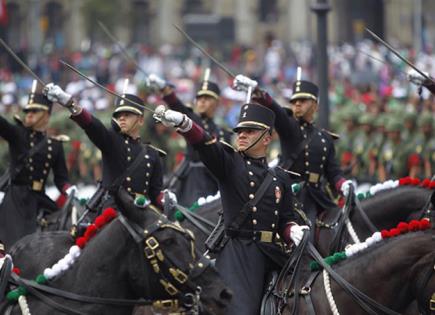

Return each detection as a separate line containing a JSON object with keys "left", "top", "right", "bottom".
{"left": 0, "top": 37, "right": 45, "bottom": 85}
{"left": 59, "top": 60, "right": 154, "bottom": 113}
{"left": 173, "top": 23, "right": 236, "bottom": 78}
{"left": 365, "top": 28, "right": 434, "bottom": 83}
{"left": 97, "top": 20, "right": 149, "bottom": 78}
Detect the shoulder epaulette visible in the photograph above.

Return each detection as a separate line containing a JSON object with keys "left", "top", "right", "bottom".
{"left": 148, "top": 144, "right": 167, "bottom": 157}
{"left": 219, "top": 140, "right": 236, "bottom": 152}
{"left": 50, "top": 134, "right": 70, "bottom": 142}
{"left": 322, "top": 129, "right": 340, "bottom": 140}
{"left": 13, "top": 115, "right": 23, "bottom": 126}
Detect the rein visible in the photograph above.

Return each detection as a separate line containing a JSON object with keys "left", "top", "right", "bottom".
{"left": 306, "top": 242, "right": 401, "bottom": 315}
{"left": 326, "top": 185, "right": 378, "bottom": 254}
{"left": 173, "top": 204, "right": 215, "bottom": 235}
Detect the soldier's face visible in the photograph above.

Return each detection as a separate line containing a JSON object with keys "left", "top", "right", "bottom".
{"left": 195, "top": 95, "right": 218, "bottom": 118}
{"left": 24, "top": 109, "right": 49, "bottom": 129}
{"left": 290, "top": 98, "right": 318, "bottom": 121}
{"left": 236, "top": 128, "right": 271, "bottom": 155}
{"left": 115, "top": 112, "right": 144, "bottom": 136}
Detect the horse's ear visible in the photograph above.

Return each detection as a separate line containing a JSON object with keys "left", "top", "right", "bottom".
{"left": 114, "top": 187, "right": 143, "bottom": 223}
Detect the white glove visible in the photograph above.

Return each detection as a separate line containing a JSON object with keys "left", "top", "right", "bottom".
{"left": 43, "top": 83, "right": 72, "bottom": 106}
{"left": 407, "top": 69, "right": 430, "bottom": 85}
{"left": 65, "top": 185, "right": 78, "bottom": 197}
{"left": 147, "top": 74, "right": 167, "bottom": 91}
{"left": 162, "top": 189, "right": 178, "bottom": 205}
{"left": 233, "top": 74, "right": 258, "bottom": 91}
{"left": 153, "top": 105, "right": 190, "bottom": 130}
{"left": 340, "top": 179, "right": 354, "bottom": 197}
{"left": 289, "top": 224, "right": 309, "bottom": 246}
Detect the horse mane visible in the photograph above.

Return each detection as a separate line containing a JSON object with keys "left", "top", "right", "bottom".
{"left": 362, "top": 185, "right": 430, "bottom": 206}
{"left": 360, "top": 186, "right": 432, "bottom": 221}
{"left": 333, "top": 231, "right": 434, "bottom": 273}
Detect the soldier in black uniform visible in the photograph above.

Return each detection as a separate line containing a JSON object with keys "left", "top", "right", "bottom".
{"left": 43, "top": 83, "right": 165, "bottom": 210}
{"left": 148, "top": 73, "right": 232, "bottom": 207}
{"left": 154, "top": 102, "right": 309, "bottom": 315}
{"left": 0, "top": 91, "right": 72, "bottom": 248}
{"left": 233, "top": 75, "right": 351, "bottom": 237}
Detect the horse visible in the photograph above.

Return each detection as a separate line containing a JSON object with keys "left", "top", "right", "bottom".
{"left": 279, "top": 231, "right": 435, "bottom": 314}
{"left": 316, "top": 185, "right": 434, "bottom": 255}
{"left": 172, "top": 185, "right": 433, "bottom": 256}
{"left": 0, "top": 188, "right": 232, "bottom": 315}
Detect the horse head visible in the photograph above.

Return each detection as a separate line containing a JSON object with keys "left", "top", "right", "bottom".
{"left": 409, "top": 234, "right": 435, "bottom": 315}
{"left": 115, "top": 188, "right": 232, "bottom": 314}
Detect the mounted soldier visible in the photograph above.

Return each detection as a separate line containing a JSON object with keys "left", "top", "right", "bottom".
{"left": 232, "top": 75, "right": 351, "bottom": 241}
{"left": 153, "top": 102, "right": 308, "bottom": 315}
{"left": 147, "top": 70, "right": 232, "bottom": 207}
{"left": 43, "top": 81, "right": 168, "bottom": 212}
{"left": 0, "top": 82, "right": 73, "bottom": 248}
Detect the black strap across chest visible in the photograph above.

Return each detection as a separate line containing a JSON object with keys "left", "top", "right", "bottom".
{"left": 228, "top": 168, "right": 276, "bottom": 231}
{"left": 109, "top": 145, "right": 148, "bottom": 191}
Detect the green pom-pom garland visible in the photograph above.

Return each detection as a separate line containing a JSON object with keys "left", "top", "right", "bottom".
{"left": 79, "top": 198, "right": 88, "bottom": 206}
{"left": 174, "top": 202, "right": 200, "bottom": 222}
{"left": 36, "top": 274, "right": 48, "bottom": 284}
{"left": 309, "top": 251, "right": 347, "bottom": 271}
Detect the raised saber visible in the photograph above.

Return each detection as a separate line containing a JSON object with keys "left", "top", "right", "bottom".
{"left": 59, "top": 60, "right": 154, "bottom": 113}
{"left": 173, "top": 23, "right": 236, "bottom": 78}
{"left": 365, "top": 28, "right": 434, "bottom": 83}
{"left": 97, "top": 20, "right": 149, "bottom": 78}
{"left": 0, "top": 37, "right": 46, "bottom": 86}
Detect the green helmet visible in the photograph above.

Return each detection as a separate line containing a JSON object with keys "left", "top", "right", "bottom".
{"left": 386, "top": 119, "right": 402, "bottom": 132}
{"left": 419, "top": 112, "right": 434, "bottom": 128}
{"left": 374, "top": 114, "right": 386, "bottom": 128}
{"left": 358, "top": 113, "right": 373, "bottom": 125}
{"left": 404, "top": 111, "right": 418, "bottom": 124}
{"left": 342, "top": 106, "right": 360, "bottom": 122}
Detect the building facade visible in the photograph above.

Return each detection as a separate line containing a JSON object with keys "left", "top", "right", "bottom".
{"left": 2, "top": 0, "right": 434, "bottom": 52}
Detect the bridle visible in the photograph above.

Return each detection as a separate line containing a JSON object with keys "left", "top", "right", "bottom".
{"left": 3, "top": 209, "right": 213, "bottom": 315}
{"left": 118, "top": 207, "right": 212, "bottom": 314}
{"left": 414, "top": 245, "right": 435, "bottom": 315}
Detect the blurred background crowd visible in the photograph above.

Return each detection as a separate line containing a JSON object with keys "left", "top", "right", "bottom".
{"left": 0, "top": 0, "right": 434, "bottom": 186}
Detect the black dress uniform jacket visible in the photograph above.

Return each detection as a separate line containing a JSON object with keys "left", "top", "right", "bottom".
{"left": 71, "top": 109, "right": 163, "bottom": 206}
{"left": 259, "top": 96, "right": 345, "bottom": 225}
{"left": 0, "top": 116, "right": 70, "bottom": 247}
{"left": 181, "top": 124, "right": 297, "bottom": 315}
{"left": 163, "top": 92, "right": 232, "bottom": 206}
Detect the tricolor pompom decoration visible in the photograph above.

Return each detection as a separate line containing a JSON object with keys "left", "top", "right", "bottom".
{"left": 7, "top": 208, "right": 119, "bottom": 303}
{"left": 310, "top": 219, "right": 431, "bottom": 271}
{"left": 175, "top": 191, "right": 220, "bottom": 222}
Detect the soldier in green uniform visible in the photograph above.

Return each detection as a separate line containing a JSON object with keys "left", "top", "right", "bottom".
{"left": 402, "top": 111, "right": 418, "bottom": 144}
{"left": 414, "top": 113, "right": 435, "bottom": 178}
{"left": 353, "top": 113, "right": 376, "bottom": 182}
{"left": 378, "top": 119, "right": 415, "bottom": 181}
{"left": 336, "top": 106, "right": 359, "bottom": 176}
